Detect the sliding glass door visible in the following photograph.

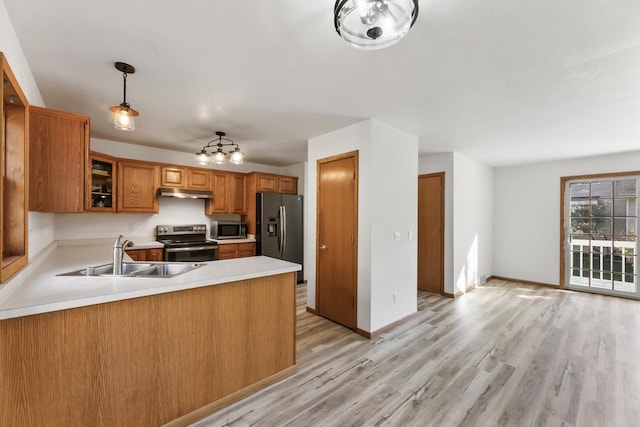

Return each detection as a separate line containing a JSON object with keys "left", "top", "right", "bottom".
{"left": 565, "top": 176, "right": 639, "bottom": 298}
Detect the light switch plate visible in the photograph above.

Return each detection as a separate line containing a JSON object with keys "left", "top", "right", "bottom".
{"left": 394, "top": 231, "right": 400, "bottom": 241}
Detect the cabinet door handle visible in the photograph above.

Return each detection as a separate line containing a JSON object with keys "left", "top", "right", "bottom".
{"left": 319, "top": 245, "right": 328, "bottom": 251}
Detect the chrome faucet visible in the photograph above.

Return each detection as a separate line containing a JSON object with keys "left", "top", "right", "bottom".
{"left": 113, "top": 235, "right": 134, "bottom": 275}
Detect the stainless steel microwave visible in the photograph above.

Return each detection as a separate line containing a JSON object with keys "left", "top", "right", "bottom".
{"left": 211, "top": 221, "right": 247, "bottom": 240}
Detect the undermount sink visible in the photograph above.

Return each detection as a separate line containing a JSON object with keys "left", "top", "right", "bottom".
{"left": 57, "top": 262, "right": 205, "bottom": 278}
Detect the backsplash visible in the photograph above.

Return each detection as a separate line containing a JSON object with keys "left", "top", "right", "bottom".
{"left": 54, "top": 198, "right": 212, "bottom": 241}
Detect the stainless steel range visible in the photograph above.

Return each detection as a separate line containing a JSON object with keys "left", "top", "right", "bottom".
{"left": 156, "top": 224, "right": 218, "bottom": 262}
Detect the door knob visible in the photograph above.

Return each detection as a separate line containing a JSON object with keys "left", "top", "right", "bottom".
{"left": 319, "top": 244, "right": 328, "bottom": 251}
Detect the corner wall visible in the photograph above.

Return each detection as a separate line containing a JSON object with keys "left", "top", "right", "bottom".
{"left": 306, "top": 120, "right": 418, "bottom": 333}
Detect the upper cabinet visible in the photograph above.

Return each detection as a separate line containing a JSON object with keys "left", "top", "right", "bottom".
{"left": 205, "top": 171, "right": 246, "bottom": 215}
{"left": 87, "top": 152, "right": 117, "bottom": 212}
{"left": 117, "top": 160, "right": 159, "bottom": 213}
{"left": 161, "top": 165, "right": 211, "bottom": 190}
{"left": 244, "top": 172, "right": 298, "bottom": 235}
{"left": 29, "top": 106, "right": 89, "bottom": 212}
{"left": 1, "top": 53, "right": 29, "bottom": 283}
{"left": 251, "top": 173, "right": 298, "bottom": 195}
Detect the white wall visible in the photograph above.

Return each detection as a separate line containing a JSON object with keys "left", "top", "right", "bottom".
{"left": 306, "top": 120, "right": 418, "bottom": 333}
{"left": 369, "top": 122, "right": 418, "bottom": 331}
{"left": 452, "top": 153, "right": 493, "bottom": 293}
{"left": 494, "top": 149, "right": 640, "bottom": 286}
{"left": 418, "top": 153, "right": 454, "bottom": 293}
{"left": 1, "top": 0, "right": 56, "bottom": 258}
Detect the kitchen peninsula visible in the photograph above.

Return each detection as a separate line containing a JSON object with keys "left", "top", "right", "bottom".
{"left": 0, "top": 243, "right": 300, "bottom": 426}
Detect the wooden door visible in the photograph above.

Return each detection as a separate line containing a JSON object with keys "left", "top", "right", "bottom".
{"left": 418, "top": 173, "right": 444, "bottom": 293}
{"left": 316, "top": 151, "right": 358, "bottom": 330}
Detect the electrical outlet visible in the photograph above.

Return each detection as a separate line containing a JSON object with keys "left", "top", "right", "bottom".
{"left": 480, "top": 274, "right": 487, "bottom": 286}
{"left": 407, "top": 230, "right": 413, "bottom": 240}
{"left": 394, "top": 231, "right": 400, "bottom": 241}
{"left": 393, "top": 292, "right": 398, "bottom": 303}
{"left": 129, "top": 222, "right": 136, "bottom": 232}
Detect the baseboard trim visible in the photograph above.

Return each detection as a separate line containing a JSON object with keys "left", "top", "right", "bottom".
{"left": 162, "top": 365, "right": 297, "bottom": 427}
{"left": 306, "top": 306, "right": 317, "bottom": 315}
{"left": 488, "top": 275, "right": 559, "bottom": 289}
{"left": 356, "top": 311, "right": 420, "bottom": 340}
{"left": 442, "top": 283, "right": 478, "bottom": 299}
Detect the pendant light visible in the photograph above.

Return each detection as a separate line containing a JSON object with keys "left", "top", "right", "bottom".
{"left": 109, "top": 62, "right": 139, "bottom": 131}
{"left": 334, "top": 0, "right": 419, "bottom": 50}
{"left": 195, "top": 131, "right": 244, "bottom": 165}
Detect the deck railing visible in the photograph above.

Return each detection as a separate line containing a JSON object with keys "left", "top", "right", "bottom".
{"left": 570, "top": 238, "right": 636, "bottom": 291}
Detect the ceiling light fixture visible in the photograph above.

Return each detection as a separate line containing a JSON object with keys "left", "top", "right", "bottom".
{"left": 334, "top": 0, "right": 419, "bottom": 50}
{"left": 195, "top": 131, "right": 244, "bottom": 166}
{"left": 109, "top": 62, "right": 139, "bottom": 131}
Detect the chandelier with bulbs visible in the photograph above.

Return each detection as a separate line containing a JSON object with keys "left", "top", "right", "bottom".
{"left": 334, "top": 0, "right": 419, "bottom": 50}
{"left": 195, "top": 131, "right": 244, "bottom": 166}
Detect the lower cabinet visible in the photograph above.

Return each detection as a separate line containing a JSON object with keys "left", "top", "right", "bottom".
{"left": 218, "top": 242, "right": 256, "bottom": 260}
{"left": 125, "top": 248, "right": 163, "bottom": 261}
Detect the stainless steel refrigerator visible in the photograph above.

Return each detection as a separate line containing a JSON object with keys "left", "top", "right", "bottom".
{"left": 256, "top": 192, "right": 303, "bottom": 283}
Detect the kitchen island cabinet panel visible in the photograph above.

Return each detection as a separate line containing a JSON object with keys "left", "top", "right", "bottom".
{"left": 28, "top": 106, "right": 89, "bottom": 212}
{"left": 117, "top": 160, "right": 159, "bottom": 213}
{"left": 0, "top": 272, "right": 296, "bottom": 427}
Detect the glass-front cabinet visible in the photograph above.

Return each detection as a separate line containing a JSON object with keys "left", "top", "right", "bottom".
{"left": 87, "top": 152, "right": 117, "bottom": 212}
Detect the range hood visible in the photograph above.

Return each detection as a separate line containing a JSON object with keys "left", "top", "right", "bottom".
{"left": 158, "top": 187, "right": 213, "bottom": 199}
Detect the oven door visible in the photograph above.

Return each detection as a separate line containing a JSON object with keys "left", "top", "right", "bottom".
{"left": 164, "top": 245, "right": 218, "bottom": 262}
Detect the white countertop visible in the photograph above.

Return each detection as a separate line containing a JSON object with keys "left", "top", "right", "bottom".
{"left": 0, "top": 243, "right": 300, "bottom": 320}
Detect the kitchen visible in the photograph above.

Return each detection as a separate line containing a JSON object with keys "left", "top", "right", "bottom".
{"left": 3, "top": 0, "right": 640, "bottom": 426}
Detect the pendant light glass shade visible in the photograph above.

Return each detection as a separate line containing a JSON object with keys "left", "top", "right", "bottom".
{"left": 229, "top": 147, "right": 244, "bottom": 165}
{"left": 334, "top": 0, "right": 418, "bottom": 50}
{"left": 212, "top": 149, "right": 227, "bottom": 164}
{"left": 111, "top": 105, "right": 138, "bottom": 131}
{"left": 195, "top": 150, "right": 211, "bottom": 166}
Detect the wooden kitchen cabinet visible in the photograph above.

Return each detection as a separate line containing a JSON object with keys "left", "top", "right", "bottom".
{"left": 125, "top": 247, "right": 163, "bottom": 261}
{"left": 217, "top": 242, "right": 255, "bottom": 260}
{"left": 87, "top": 152, "right": 117, "bottom": 212}
{"left": 229, "top": 172, "right": 246, "bottom": 214}
{"left": 245, "top": 172, "right": 298, "bottom": 235}
{"left": 205, "top": 171, "right": 246, "bottom": 215}
{"left": 1, "top": 53, "right": 29, "bottom": 283}
{"left": 29, "top": 105, "right": 89, "bottom": 212}
{"left": 117, "top": 159, "right": 159, "bottom": 213}
{"left": 161, "top": 165, "right": 211, "bottom": 190}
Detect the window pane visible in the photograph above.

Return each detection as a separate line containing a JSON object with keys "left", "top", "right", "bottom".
{"left": 614, "top": 179, "right": 636, "bottom": 198}
{"left": 591, "top": 218, "right": 612, "bottom": 236}
{"left": 571, "top": 218, "right": 590, "bottom": 234}
{"left": 614, "top": 218, "right": 636, "bottom": 236}
{"left": 570, "top": 182, "right": 589, "bottom": 199}
{"left": 591, "top": 181, "right": 612, "bottom": 198}
{"left": 571, "top": 200, "right": 590, "bottom": 217}
{"left": 614, "top": 198, "right": 636, "bottom": 217}
{"left": 591, "top": 199, "right": 612, "bottom": 217}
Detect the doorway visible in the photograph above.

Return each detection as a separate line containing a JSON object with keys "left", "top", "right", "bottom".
{"left": 418, "top": 172, "right": 444, "bottom": 294}
{"left": 316, "top": 151, "right": 358, "bottom": 329}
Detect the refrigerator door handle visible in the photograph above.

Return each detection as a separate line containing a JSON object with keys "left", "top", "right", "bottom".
{"left": 282, "top": 205, "right": 287, "bottom": 255}
{"left": 279, "top": 205, "right": 285, "bottom": 253}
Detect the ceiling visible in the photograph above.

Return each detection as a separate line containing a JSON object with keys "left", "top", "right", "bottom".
{"left": 4, "top": 0, "right": 640, "bottom": 167}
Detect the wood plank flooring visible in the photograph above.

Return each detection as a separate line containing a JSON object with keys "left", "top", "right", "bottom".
{"left": 192, "top": 279, "right": 640, "bottom": 427}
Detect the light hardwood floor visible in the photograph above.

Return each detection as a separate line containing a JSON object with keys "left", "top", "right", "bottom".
{"left": 193, "top": 279, "right": 640, "bottom": 427}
